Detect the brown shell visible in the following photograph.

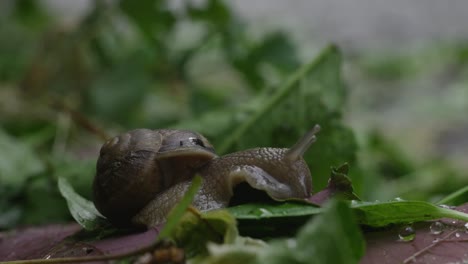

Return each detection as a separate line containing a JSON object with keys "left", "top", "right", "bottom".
{"left": 92, "top": 129, "right": 216, "bottom": 226}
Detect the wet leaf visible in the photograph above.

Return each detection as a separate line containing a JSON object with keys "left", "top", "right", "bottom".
{"left": 361, "top": 203, "right": 468, "bottom": 264}
{"left": 228, "top": 202, "right": 322, "bottom": 220}
{"left": 352, "top": 200, "right": 468, "bottom": 227}
{"left": 0, "top": 224, "right": 82, "bottom": 261}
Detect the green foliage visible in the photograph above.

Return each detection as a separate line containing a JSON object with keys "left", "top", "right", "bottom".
{"left": 58, "top": 177, "right": 106, "bottom": 230}
{"left": 258, "top": 200, "right": 365, "bottom": 264}
{"left": 190, "top": 200, "right": 364, "bottom": 264}
{"left": 172, "top": 209, "right": 238, "bottom": 258}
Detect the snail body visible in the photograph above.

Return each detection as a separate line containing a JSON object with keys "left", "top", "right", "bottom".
{"left": 93, "top": 126, "right": 320, "bottom": 228}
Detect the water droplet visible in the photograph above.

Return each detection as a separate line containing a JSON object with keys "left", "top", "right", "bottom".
{"left": 455, "top": 232, "right": 461, "bottom": 238}
{"left": 398, "top": 226, "right": 416, "bottom": 242}
{"left": 430, "top": 221, "right": 444, "bottom": 235}
{"left": 258, "top": 208, "right": 273, "bottom": 217}
{"left": 438, "top": 204, "right": 455, "bottom": 209}
{"left": 286, "top": 239, "right": 297, "bottom": 249}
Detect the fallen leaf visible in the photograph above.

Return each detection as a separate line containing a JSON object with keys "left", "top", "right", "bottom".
{"left": 361, "top": 203, "right": 468, "bottom": 264}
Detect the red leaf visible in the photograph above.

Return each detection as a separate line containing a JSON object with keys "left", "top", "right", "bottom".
{"left": 0, "top": 224, "right": 81, "bottom": 261}
{"left": 0, "top": 224, "right": 160, "bottom": 262}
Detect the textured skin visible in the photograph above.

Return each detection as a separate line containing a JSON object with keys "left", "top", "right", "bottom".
{"left": 199, "top": 147, "right": 312, "bottom": 201}
{"left": 133, "top": 147, "right": 312, "bottom": 227}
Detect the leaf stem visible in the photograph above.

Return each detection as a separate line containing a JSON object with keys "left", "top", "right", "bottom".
{"left": 439, "top": 207, "right": 468, "bottom": 222}
{"left": 436, "top": 185, "right": 468, "bottom": 205}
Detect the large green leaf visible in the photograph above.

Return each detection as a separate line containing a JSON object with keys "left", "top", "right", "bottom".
{"left": 257, "top": 200, "right": 365, "bottom": 264}
{"left": 229, "top": 199, "right": 468, "bottom": 232}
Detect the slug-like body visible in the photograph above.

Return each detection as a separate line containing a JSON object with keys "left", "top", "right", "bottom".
{"left": 132, "top": 126, "right": 319, "bottom": 227}
{"left": 93, "top": 125, "right": 320, "bottom": 228}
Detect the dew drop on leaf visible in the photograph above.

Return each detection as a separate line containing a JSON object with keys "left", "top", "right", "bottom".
{"left": 438, "top": 204, "right": 455, "bottom": 209}
{"left": 286, "top": 239, "right": 297, "bottom": 249}
{"left": 398, "top": 226, "right": 415, "bottom": 242}
{"left": 429, "top": 221, "right": 444, "bottom": 235}
{"left": 257, "top": 208, "right": 273, "bottom": 217}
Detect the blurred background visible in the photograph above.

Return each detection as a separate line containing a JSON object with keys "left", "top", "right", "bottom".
{"left": 1, "top": 0, "right": 467, "bottom": 228}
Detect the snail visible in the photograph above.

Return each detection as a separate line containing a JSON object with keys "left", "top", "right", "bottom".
{"left": 93, "top": 125, "right": 320, "bottom": 228}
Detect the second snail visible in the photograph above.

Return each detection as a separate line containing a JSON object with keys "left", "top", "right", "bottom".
{"left": 92, "top": 125, "right": 321, "bottom": 228}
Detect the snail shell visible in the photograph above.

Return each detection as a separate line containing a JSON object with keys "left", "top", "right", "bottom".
{"left": 92, "top": 129, "right": 216, "bottom": 226}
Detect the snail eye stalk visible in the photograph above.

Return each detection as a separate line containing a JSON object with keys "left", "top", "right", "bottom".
{"left": 285, "top": 124, "right": 321, "bottom": 162}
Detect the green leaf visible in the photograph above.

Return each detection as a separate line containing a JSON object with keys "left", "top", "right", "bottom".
{"left": 158, "top": 175, "right": 203, "bottom": 240}
{"left": 58, "top": 177, "right": 107, "bottom": 231}
{"left": 0, "top": 129, "right": 44, "bottom": 185}
{"left": 196, "top": 237, "right": 266, "bottom": 264}
{"left": 327, "top": 164, "right": 361, "bottom": 200}
{"left": 187, "top": 0, "right": 231, "bottom": 27}
{"left": 257, "top": 200, "right": 365, "bottom": 264}
{"left": 352, "top": 200, "right": 468, "bottom": 227}
{"left": 119, "top": 0, "right": 175, "bottom": 42}
{"left": 228, "top": 202, "right": 322, "bottom": 237}
{"left": 228, "top": 202, "right": 321, "bottom": 220}
{"left": 172, "top": 209, "right": 238, "bottom": 258}
{"left": 229, "top": 198, "right": 468, "bottom": 236}
{"left": 85, "top": 61, "right": 151, "bottom": 126}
